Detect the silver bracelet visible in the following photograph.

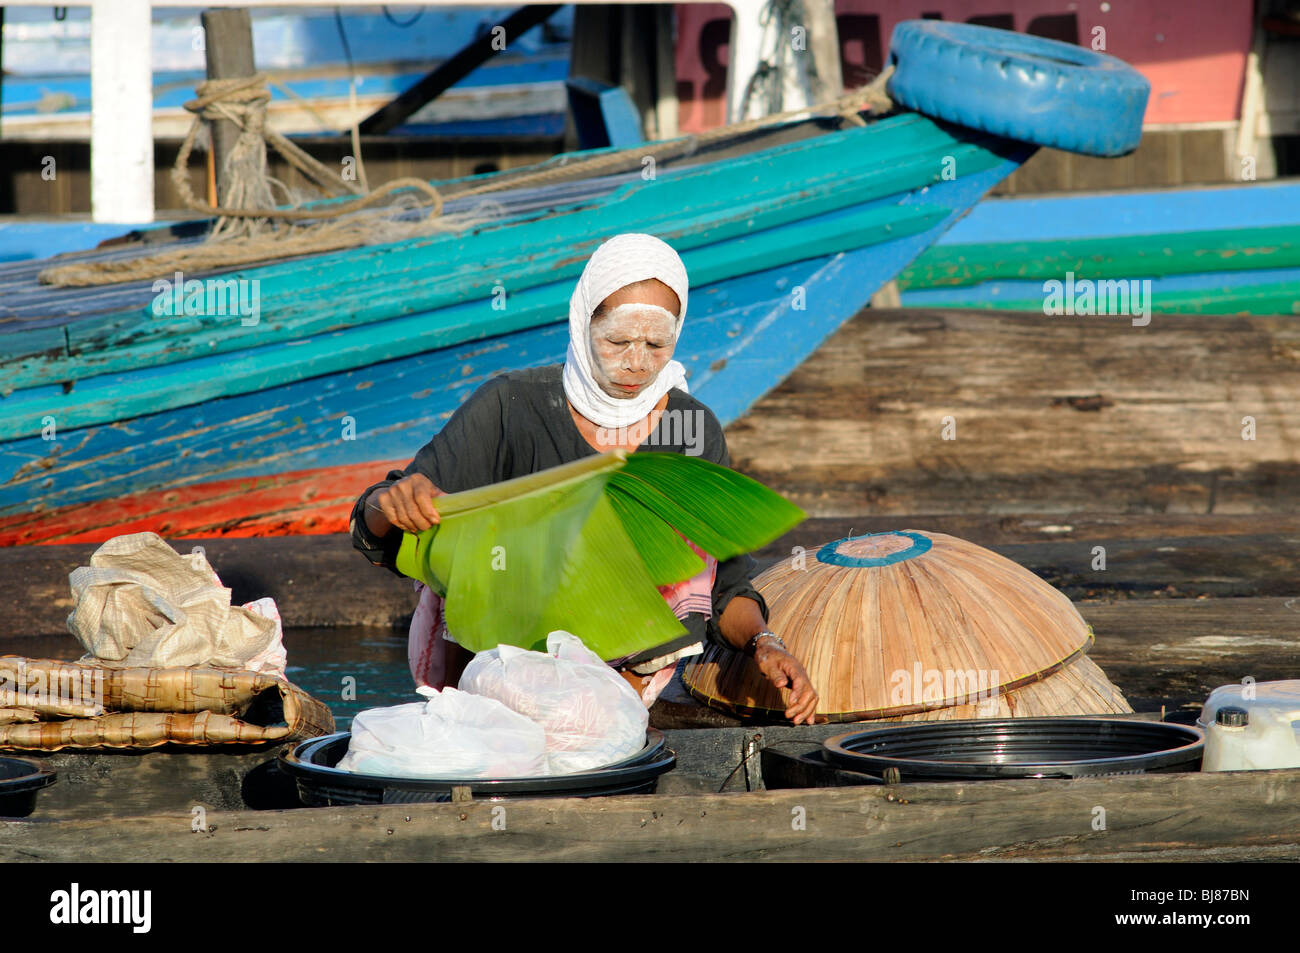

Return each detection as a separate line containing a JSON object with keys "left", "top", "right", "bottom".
{"left": 746, "top": 630, "right": 786, "bottom": 656}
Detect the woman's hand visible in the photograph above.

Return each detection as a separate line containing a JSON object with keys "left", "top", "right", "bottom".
{"left": 719, "top": 597, "right": 820, "bottom": 724}
{"left": 366, "top": 473, "right": 443, "bottom": 535}
{"left": 755, "top": 642, "right": 820, "bottom": 725}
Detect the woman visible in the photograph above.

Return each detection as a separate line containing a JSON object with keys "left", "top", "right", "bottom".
{"left": 350, "top": 233, "right": 819, "bottom": 724}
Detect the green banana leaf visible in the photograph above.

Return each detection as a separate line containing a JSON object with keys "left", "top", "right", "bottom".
{"left": 395, "top": 450, "right": 805, "bottom": 659}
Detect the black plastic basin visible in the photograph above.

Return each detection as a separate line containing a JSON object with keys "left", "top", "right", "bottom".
{"left": 824, "top": 718, "right": 1204, "bottom": 781}
{"left": 279, "top": 729, "right": 675, "bottom": 806}
{"left": 0, "top": 757, "right": 57, "bottom": 817}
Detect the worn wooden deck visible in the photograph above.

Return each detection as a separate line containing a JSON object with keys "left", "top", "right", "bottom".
{"left": 7, "top": 716, "right": 1300, "bottom": 863}
{"left": 10, "top": 514, "right": 1300, "bottom": 631}
{"left": 5, "top": 758, "right": 1299, "bottom": 863}
{"left": 726, "top": 308, "right": 1300, "bottom": 515}
{"left": 4, "top": 305, "right": 1299, "bottom": 861}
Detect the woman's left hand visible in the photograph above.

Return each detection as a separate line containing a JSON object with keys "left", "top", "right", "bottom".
{"left": 754, "top": 644, "right": 819, "bottom": 725}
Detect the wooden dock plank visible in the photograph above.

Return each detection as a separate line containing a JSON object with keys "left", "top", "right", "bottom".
{"left": 4, "top": 766, "right": 1298, "bottom": 862}
{"left": 760, "top": 526, "right": 1300, "bottom": 599}
{"left": 1, "top": 532, "right": 418, "bottom": 635}
{"left": 1082, "top": 597, "right": 1300, "bottom": 712}
{"left": 726, "top": 308, "right": 1300, "bottom": 516}
{"left": 6, "top": 522, "right": 1300, "bottom": 636}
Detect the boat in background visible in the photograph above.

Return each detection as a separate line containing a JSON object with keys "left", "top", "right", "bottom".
{"left": 1, "top": 57, "right": 569, "bottom": 144}
{"left": 0, "top": 5, "right": 572, "bottom": 143}
{"left": 0, "top": 113, "right": 1029, "bottom": 544}
{"left": 898, "top": 180, "right": 1300, "bottom": 316}
{"left": 0, "top": 20, "right": 1149, "bottom": 546}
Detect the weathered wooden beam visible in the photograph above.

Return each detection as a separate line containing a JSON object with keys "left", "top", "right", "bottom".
{"left": 0, "top": 518, "right": 1293, "bottom": 637}
{"left": 359, "top": 5, "right": 562, "bottom": 135}
{"left": 5, "top": 766, "right": 1299, "bottom": 863}
{"left": 761, "top": 530, "right": 1300, "bottom": 600}
{"left": 7, "top": 521, "right": 1300, "bottom": 637}
{"left": 1, "top": 533, "right": 416, "bottom": 638}
{"left": 758, "top": 512, "right": 1300, "bottom": 550}
{"left": 21, "top": 744, "right": 294, "bottom": 822}
{"left": 200, "top": 8, "right": 257, "bottom": 209}
{"left": 992, "top": 534, "right": 1300, "bottom": 600}
{"left": 1082, "top": 597, "right": 1300, "bottom": 712}
{"left": 727, "top": 309, "right": 1300, "bottom": 516}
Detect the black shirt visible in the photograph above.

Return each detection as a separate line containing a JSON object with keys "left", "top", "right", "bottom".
{"left": 350, "top": 364, "right": 769, "bottom": 664}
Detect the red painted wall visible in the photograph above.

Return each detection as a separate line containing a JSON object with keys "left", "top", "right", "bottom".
{"left": 674, "top": 0, "right": 1253, "bottom": 132}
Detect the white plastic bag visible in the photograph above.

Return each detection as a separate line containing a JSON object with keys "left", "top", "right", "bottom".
{"left": 66, "top": 531, "right": 286, "bottom": 675}
{"left": 459, "top": 630, "right": 649, "bottom": 774}
{"left": 336, "top": 686, "right": 549, "bottom": 779}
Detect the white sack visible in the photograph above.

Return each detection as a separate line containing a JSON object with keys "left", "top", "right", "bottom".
{"left": 459, "top": 630, "right": 649, "bottom": 774}
{"left": 65, "top": 531, "right": 286, "bottom": 674}
{"left": 336, "top": 686, "right": 549, "bottom": 779}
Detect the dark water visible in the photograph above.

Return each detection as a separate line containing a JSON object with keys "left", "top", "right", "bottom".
{"left": 281, "top": 627, "right": 418, "bottom": 729}
{"left": 9, "top": 627, "right": 419, "bottom": 731}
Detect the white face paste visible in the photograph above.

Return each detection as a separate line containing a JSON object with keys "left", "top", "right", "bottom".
{"left": 588, "top": 302, "right": 678, "bottom": 400}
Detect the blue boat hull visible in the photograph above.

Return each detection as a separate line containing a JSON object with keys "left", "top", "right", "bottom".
{"left": 0, "top": 145, "right": 1026, "bottom": 543}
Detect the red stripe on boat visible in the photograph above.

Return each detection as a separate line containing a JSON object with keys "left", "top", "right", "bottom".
{"left": 0, "top": 460, "right": 406, "bottom": 546}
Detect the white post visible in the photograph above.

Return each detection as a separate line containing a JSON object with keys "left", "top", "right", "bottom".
{"left": 652, "top": 3, "right": 679, "bottom": 139}
{"left": 90, "top": 0, "right": 154, "bottom": 222}
{"left": 727, "top": 0, "right": 828, "bottom": 123}
{"left": 726, "top": 0, "right": 770, "bottom": 123}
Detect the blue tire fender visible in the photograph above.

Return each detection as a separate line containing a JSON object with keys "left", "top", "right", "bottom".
{"left": 886, "top": 20, "right": 1151, "bottom": 157}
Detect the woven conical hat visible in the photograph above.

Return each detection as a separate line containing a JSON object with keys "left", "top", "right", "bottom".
{"left": 683, "top": 530, "right": 1098, "bottom": 721}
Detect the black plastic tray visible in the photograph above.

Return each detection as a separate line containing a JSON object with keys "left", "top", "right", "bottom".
{"left": 760, "top": 746, "right": 883, "bottom": 789}
{"left": 280, "top": 729, "right": 675, "bottom": 805}
{"left": 824, "top": 718, "right": 1204, "bottom": 781}
{"left": 0, "top": 757, "right": 57, "bottom": 817}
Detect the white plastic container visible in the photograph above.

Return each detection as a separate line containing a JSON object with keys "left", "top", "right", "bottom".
{"left": 1198, "top": 680, "right": 1300, "bottom": 772}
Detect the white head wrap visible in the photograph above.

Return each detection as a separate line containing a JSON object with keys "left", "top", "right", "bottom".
{"left": 562, "top": 233, "right": 690, "bottom": 430}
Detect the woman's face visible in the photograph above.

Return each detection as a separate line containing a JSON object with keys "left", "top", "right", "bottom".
{"left": 588, "top": 279, "right": 680, "bottom": 400}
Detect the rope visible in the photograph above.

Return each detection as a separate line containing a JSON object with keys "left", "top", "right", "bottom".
{"left": 38, "top": 68, "right": 894, "bottom": 288}
{"left": 168, "top": 74, "right": 441, "bottom": 222}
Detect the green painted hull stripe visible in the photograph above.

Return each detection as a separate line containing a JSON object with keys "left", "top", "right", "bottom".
{"left": 899, "top": 224, "right": 1300, "bottom": 289}
{"left": 906, "top": 279, "right": 1300, "bottom": 315}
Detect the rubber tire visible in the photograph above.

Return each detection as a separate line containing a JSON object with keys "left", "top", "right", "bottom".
{"left": 886, "top": 20, "right": 1150, "bottom": 157}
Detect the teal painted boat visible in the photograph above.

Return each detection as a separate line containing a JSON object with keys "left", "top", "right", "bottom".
{"left": 898, "top": 181, "right": 1300, "bottom": 315}
{"left": 0, "top": 20, "right": 1151, "bottom": 545}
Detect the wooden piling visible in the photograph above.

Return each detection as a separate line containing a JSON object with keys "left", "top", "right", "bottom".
{"left": 199, "top": 8, "right": 257, "bottom": 208}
